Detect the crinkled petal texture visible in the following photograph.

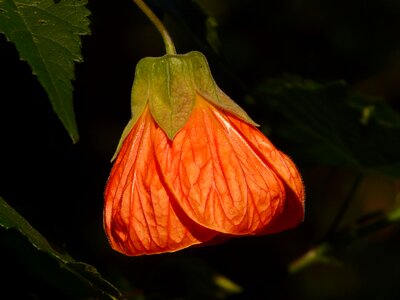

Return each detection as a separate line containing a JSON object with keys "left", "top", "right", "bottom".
{"left": 104, "top": 95, "right": 304, "bottom": 256}
{"left": 104, "top": 109, "right": 218, "bottom": 256}
{"left": 222, "top": 113, "right": 304, "bottom": 235}
{"left": 155, "top": 95, "right": 304, "bottom": 235}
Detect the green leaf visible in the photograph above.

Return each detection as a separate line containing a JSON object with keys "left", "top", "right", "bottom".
{"left": 0, "top": 196, "right": 121, "bottom": 299}
{"left": 255, "top": 76, "right": 400, "bottom": 177}
{"left": 0, "top": 0, "right": 91, "bottom": 143}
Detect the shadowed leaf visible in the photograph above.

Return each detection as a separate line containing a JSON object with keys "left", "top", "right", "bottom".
{"left": 0, "top": 196, "right": 121, "bottom": 299}
{"left": 256, "top": 76, "right": 400, "bottom": 177}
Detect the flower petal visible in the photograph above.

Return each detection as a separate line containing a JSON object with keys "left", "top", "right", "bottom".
{"left": 224, "top": 114, "right": 305, "bottom": 233}
{"left": 104, "top": 109, "right": 217, "bottom": 256}
{"left": 154, "top": 95, "right": 287, "bottom": 235}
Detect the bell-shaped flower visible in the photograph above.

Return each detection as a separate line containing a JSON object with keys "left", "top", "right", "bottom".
{"left": 104, "top": 52, "right": 304, "bottom": 256}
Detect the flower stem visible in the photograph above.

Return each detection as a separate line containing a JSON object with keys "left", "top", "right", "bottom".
{"left": 133, "top": 0, "right": 177, "bottom": 55}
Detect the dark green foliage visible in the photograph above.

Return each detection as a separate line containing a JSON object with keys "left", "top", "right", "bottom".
{"left": 256, "top": 76, "right": 400, "bottom": 177}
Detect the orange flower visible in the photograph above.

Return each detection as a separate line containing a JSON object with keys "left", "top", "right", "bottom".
{"left": 104, "top": 52, "right": 304, "bottom": 256}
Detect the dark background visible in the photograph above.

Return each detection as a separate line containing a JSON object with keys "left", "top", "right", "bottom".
{"left": 1, "top": 0, "right": 400, "bottom": 299}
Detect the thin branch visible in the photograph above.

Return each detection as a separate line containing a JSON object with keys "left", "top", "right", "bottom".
{"left": 289, "top": 207, "right": 400, "bottom": 274}
{"left": 325, "top": 173, "right": 363, "bottom": 238}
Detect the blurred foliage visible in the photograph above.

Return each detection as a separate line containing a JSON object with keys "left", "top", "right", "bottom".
{"left": 1, "top": 0, "right": 400, "bottom": 299}
{"left": 289, "top": 206, "right": 400, "bottom": 273}
{"left": 255, "top": 76, "right": 400, "bottom": 177}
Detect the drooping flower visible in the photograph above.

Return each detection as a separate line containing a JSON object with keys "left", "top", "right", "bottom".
{"left": 104, "top": 51, "right": 305, "bottom": 256}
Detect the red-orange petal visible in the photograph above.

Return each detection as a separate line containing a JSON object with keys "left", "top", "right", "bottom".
{"left": 104, "top": 108, "right": 217, "bottom": 256}
{"left": 224, "top": 113, "right": 305, "bottom": 233}
{"left": 154, "top": 95, "right": 292, "bottom": 235}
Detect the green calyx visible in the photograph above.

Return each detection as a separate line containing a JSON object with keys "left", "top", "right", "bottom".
{"left": 111, "top": 51, "right": 256, "bottom": 161}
